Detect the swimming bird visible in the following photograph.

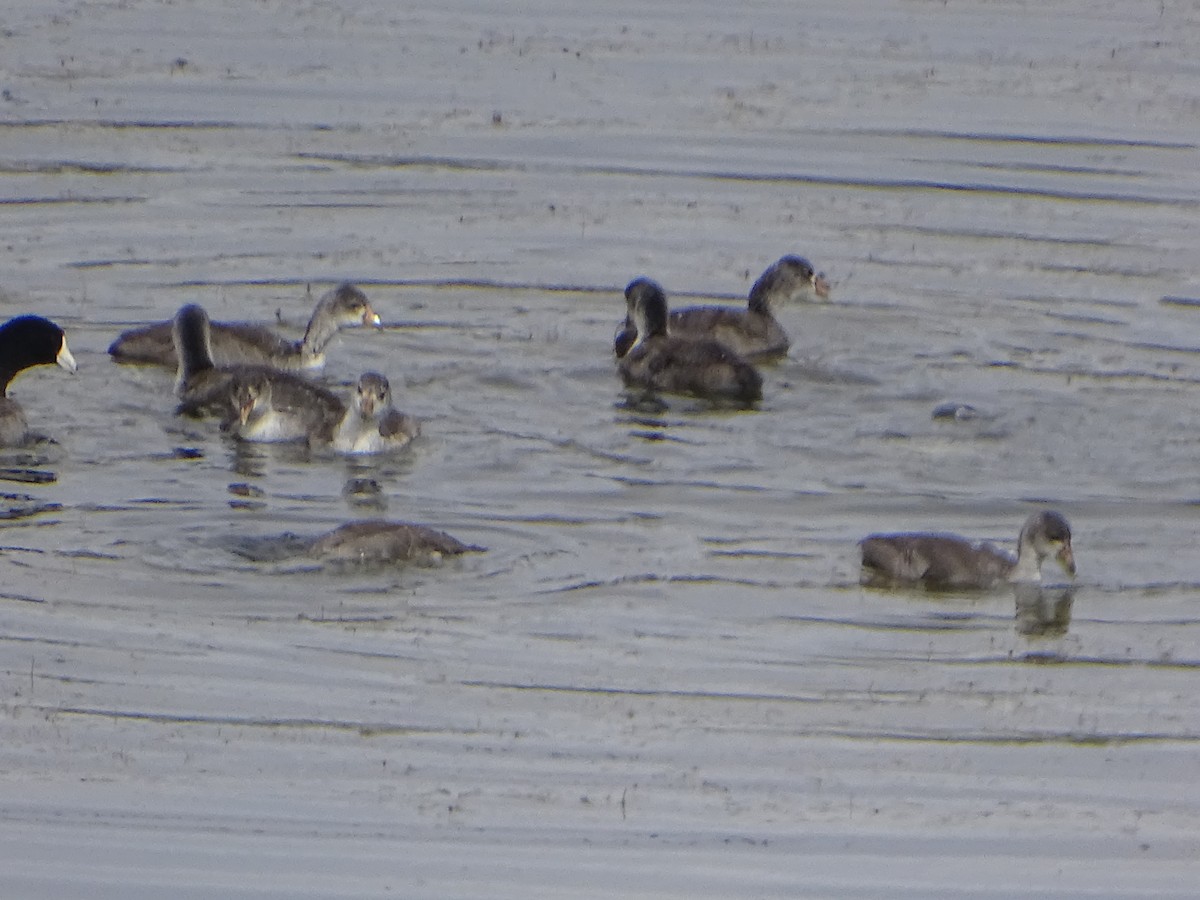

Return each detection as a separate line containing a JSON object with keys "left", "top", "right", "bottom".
{"left": 617, "top": 278, "right": 762, "bottom": 404}
{"left": 224, "top": 371, "right": 420, "bottom": 450}
{"left": 0, "top": 315, "right": 77, "bottom": 447}
{"left": 614, "top": 256, "right": 830, "bottom": 360}
{"left": 306, "top": 519, "right": 484, "bottom": 566}
{"left": 859, "top": 510, "right": 1076, "bottom": 590}
{"left": 220, "top": 373, "right": 344, "bottom": 444}
{"left": 173, "top": 303, "right": 345, "bottom": 441}
{"left": 330, "top": 372, "right": 421, "bottom": 454}
{"left": 109, "top": 283, "right": 379, "bottom": 371}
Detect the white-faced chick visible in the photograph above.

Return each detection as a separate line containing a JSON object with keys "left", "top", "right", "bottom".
{"left": 330, "top": 372, "right": 420, "bottom": 454}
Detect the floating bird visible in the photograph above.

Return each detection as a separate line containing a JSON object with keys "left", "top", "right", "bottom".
{"left": 617, "top": 278, "right": 762, "bottom": 404}
{"left": 306, "top": 520, "right": 484, "bottom": 566}
{"left": 225, "top": 370, "right": 421, "bottom": 451}
{"left": 0, "top": 315, "right": 77, "bottom": 447}
{"left": 330, "top": 372, "right": 421, "bottom": 454}
{"left": 859, "top": 510, "right": 1076, "bottom": 590}
{"left": 220, "top": 373, "right": 343, "bottom": 444}
{"left": 173, "top": 303, "right": 345, "bottom": 442}
{"left": 109, "top": 283, "right": 379, "bottom": 371}
{"left": 614, "top": 255, "right": 829, "bottom": 360}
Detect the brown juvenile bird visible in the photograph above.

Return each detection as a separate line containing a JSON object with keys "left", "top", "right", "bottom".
{"left": 306, "top": 520, "right": 484, "bottom": 566}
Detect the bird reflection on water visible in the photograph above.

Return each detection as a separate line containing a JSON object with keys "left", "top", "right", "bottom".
{"left": 1014, "top": 584, "right": 1076, "bottom": 638}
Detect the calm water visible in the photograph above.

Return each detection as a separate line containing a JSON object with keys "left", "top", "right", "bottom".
{"left": 2, "top": 0, "right": 1199, "bottom": 895}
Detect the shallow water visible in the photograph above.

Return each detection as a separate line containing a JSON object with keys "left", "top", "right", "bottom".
{"left": 2, "top": 0, "right": 1200, "bottom": 895}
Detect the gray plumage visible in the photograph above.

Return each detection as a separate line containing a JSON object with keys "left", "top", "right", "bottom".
{"left": 330, "top": 372, "right": 421, "bottom": 454}
{"left": 306, "top": 520, "right": 484, "bottom": 566}
{"left": 110, "top": 283, "right": 378, "bottom": 371}
{"left": 859, "top": 510, "right": 1076, "bottom": 590}
{"left": 614, "top": 255, "right": 829, "bottom": 360}
{"left": 221, "top": 374, "right": 346, "bottom": 444}
{"left": 617, "top": 278, "right": 762, "bottom": 404}
{"left": 172, "top": 303, "right": 345, "bottom": 441}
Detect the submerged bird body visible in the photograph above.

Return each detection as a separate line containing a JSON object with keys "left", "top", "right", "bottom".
{"left": 614, "top": 256, "right": 830, "bottom": 360}
{"left": 618, "top": 278, "right": 762, "bottom": 404}
{"left": 859, "top": 510, "right": 1076, "bottom": 590}
{"left": 110, "top": 283, "right": 379, "bottom": 371}
{"left": 306, "top": 520, "right": 484, "bottom": 566}
{"left": 331, "top": 372, "right": 420, "bottom": 454}
{"left": 173, "top": 304, "right": 345, "bottom": 440}
{"left": 0, "top": 315, "right": 77, "bottom": 447}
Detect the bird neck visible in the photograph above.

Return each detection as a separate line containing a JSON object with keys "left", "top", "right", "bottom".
{"left": 173, "top": 306, "right": 216, "bottom": 389}
{"left": 301, "top": 297, "right": 343, "bottom": 357}
{"left": 0, "top": 322, "right": 45, "bottom": 393}
{"left": 747, "top": 266, "right": 786, "bottom": 314}
{"left": 635, "top": 303, "right": 667, "bottom": 341}
{"left": 1007, "top": 536, "right": 1043, "bottom": 583}
{"left": 0, "top": 360, "right": 17, "bottom": 395}
{"left": 747, "top": 281, "right": 774, "bottom": 315}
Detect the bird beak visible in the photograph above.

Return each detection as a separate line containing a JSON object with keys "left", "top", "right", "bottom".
{"left": 813, "top": 273, "right": 832, "bottom": 301}
{"left": 57, "top": 338, "right": 78, "bottom": 373}
{"left": 363, "top": 304, "right": 382, "bottom": 328}
{"left": 1056, "top": 542, "right": 1076, "bottom": 578}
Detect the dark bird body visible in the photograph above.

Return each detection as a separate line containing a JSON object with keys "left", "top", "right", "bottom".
{"left": 221, "top": 373, "right": 346, "bottom": 444}
{"left": 172, "top": 303, "right": 345, "bottom": 443}
{"left": 0, "top": 315, "right": 77, "bottom": 447}
{"left": 306, "top": 520, "right": 484, "bottom": 566}
{"left": 618, "top": 278, "right": 762, "bottom": 404}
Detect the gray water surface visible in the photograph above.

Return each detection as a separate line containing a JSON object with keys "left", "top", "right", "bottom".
{"left": 2, "top": 0, "right": 1200, "bottom": 895}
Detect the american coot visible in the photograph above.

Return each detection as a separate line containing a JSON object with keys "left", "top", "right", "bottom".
{"left": 109, "top": 283, "right": 379, "bottom": 371}
{"left": 614, "top": 255, "right": 829, "bottom": 360}
{"left": 0, "top": 315, "right": 77, "bottom": 447}
{"left": 226, "top": 371, "right": 421, "bottom": 452}
{"left": 221, "top": 374, "right": 344, "bottom": 444}
{"left": 617, "top": 278, "right": 763, "bottom": 404}
{"left": 859, "top": 510, "right": 1076, "bottom": 590}
{"left": 307, "top": 520, "right": 484, "bottom": 566}
{"left": 330, "top": 372, "right": 421, "bottom": 454}
{"left": 172, "top": 303, "right": 345, "bottom": 441}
